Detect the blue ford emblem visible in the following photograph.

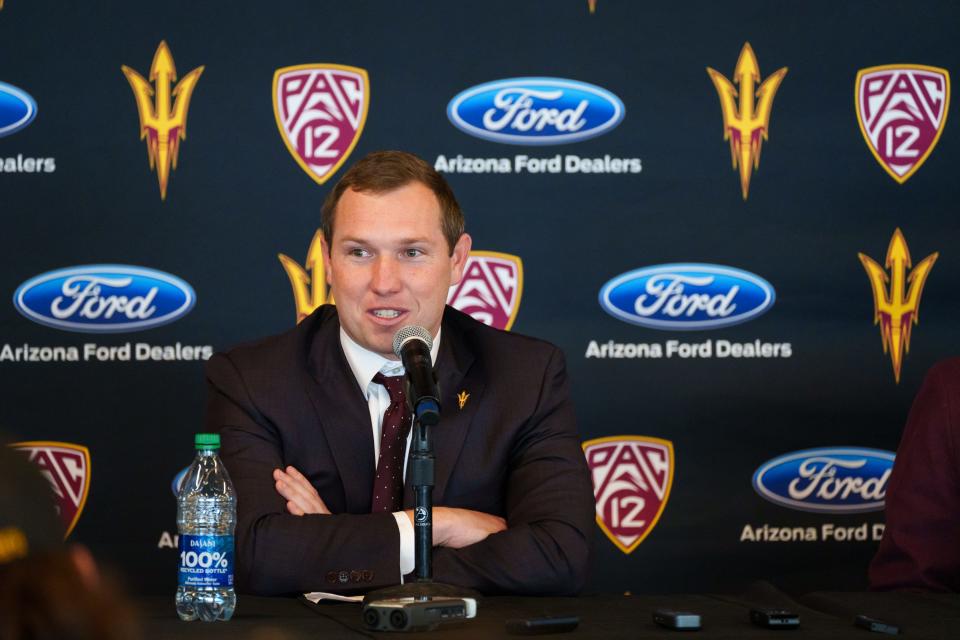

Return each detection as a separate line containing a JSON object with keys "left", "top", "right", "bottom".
{"left": 752, "top": 447, "right": 895, "bottom": 514}
{"left": 0, "top": 81, "right": 37, "bottom": 137}
{"left": 13, "top": 264, "right": 196, "bottom": 333}
{"left": 171, "top": 466, "right": 190, "bottom": 497}
{"left": 598, "top": 264, "right": 775, "bottom": 330}
{"left": 447, "top": 77, "right": 624, "bottom": 145}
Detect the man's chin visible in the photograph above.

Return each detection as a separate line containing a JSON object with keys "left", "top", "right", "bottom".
{"left": 363, "top": 329, "right": 402, "bottom": 359}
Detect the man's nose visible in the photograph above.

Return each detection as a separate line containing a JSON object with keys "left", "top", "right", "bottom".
{"left": 371, "top": 256, "right": 401, "bottom": 294}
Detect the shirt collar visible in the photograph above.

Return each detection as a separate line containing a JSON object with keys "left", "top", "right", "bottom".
{"left": 340, "top": 326, "right": 442, "bottom": 399}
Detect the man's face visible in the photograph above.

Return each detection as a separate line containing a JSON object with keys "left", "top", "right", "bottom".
{"left": 322, "top": 182, "right": 471, "bottom": 359}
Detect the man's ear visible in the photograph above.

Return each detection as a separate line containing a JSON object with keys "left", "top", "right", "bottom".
{"left": 319, "top": 234, "right": 333, "bottom": 286}
{"left": 450, "top": 233, "right": 473, "bottom": 286}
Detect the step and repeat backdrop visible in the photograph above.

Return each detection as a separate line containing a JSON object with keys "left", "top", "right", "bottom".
{"left": 1, "top": 1, "right": 958, "bottom": 595}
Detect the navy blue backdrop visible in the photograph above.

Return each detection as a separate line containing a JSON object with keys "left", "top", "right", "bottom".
{"left": 1, "top": 0, "right": 957, "bottom": 595}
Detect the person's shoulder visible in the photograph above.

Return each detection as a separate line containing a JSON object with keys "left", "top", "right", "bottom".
{"left": 210, "top": 305, "right": 337, "bottom": 372}
{"left": 906, "top": 358, "right": 960, "bottom": 438}
{"left": 443, "top": 306, "right": 561, "bottom": 361}
{"left": 921, "top": 357, "right": 960, "bottom": 390}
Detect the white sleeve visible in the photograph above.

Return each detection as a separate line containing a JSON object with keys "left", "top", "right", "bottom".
{"left": 392, "top": 510, "right": 416, "bottom": 578}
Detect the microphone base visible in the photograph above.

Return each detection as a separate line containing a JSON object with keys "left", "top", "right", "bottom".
{"left": 362, "top": 581, "right": 481, "bottom": 605}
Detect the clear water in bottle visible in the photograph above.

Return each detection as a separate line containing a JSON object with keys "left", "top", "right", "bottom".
{"left": 176, "top": 433, "right": 237, "bottom": 622}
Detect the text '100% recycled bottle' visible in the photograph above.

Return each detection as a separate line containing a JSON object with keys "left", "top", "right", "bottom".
{"left": 176, "top": 433, "right": 237, "bottom": 621}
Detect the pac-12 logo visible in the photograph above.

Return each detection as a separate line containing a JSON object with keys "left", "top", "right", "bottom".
{"left": 273, "top": 64, "right": 369, "bottom": 185}
{"left": 582, "top": 436, "right": 674, "bottom": 554}
{"left": 446, "top": 251, "right": 523, "bottom": 331}
{"left": 447, "top": 77, "right": 624, "bottom": 145}
{"left": 10, "top": 442, "right": 91, "bottom": 538}
{"left": 753, "top": 447, "right": 894, "bottom": 514}
{"left": 855, "top": 65, "right": 950, "bottom": 183}
{"left": 13, "top": 264, "right": 196, "bottom": 333}
{"left": 0, "top": 81, "right": 36, "bottom": 138}
{"left": 599, "top": 264, "right": 775, "bottom": 330}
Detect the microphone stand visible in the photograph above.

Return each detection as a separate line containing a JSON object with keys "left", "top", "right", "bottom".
{"left": 362, "top": 394, "right": 480, "bottom": 605}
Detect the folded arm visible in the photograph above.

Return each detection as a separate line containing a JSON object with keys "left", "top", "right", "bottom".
{"left": 428, "top": 347, "right": 595, "bottom": 595}
{"left": 205, "top": 353, "right": 400, "bottom": 595}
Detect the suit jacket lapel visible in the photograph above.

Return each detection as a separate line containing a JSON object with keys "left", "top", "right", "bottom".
{"left": 301, "top": 309, "right": 376, "bottom": 513}
{"left": 404, "top": 314, "right": 482, "bottom": 506}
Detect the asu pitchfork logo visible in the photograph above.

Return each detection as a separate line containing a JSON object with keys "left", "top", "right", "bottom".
{"left": 279, "top": 229, "right": 332, "bottom": 324}
{"left": 859, "top": 229, "right": 938, "bottom": 383}
{"left": 121, "top": 41, "right": 204, "bottom": 200}
{"left": 707, "top": 43, "right": 788, "bottom": 200}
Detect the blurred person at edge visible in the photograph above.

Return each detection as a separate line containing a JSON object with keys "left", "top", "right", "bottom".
{"left": 870, "top": 358, "right": 960, "bottom": 591}
{"left": 205, "top": 150, "right": 594, "bottom": 596}
{"left": 0, "top": 442, "right": 140, "bottom": 640}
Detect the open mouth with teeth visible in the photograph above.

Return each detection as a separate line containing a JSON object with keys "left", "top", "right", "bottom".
{"left": 372, "top": 309, "right": 402, "bottom": 319}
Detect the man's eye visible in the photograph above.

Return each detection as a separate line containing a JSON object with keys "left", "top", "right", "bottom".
{"left": 348, "top": 248, "right": 370, "bottom": 258}
{"left": 404, "top": 248, "right": 424, "bottom": 258}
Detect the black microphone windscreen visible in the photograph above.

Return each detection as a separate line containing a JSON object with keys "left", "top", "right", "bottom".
{"left": 392, "top": 325, "right": 433, "bottom": 358}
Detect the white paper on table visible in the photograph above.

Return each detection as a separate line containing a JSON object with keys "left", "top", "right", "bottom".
{"left": 303, "top": 591, "right": 364, "bottom": 604}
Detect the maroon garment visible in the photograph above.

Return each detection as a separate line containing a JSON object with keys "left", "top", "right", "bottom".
{"left": 370, "top": 372, "right": 412, "bottom": 513}
{"left": 869, "top": 358, "right": 960, "bottom": 591}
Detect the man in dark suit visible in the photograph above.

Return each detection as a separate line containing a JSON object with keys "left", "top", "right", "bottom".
{"left": 869, "top": 358, "right": 960, "bottom": 591}
{"left": 205, "top": 151, "right": 594, "bottom": 596}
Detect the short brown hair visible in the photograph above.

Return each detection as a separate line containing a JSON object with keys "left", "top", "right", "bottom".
{"left": 321, "top": 151, "right": 465, "bottom": 254}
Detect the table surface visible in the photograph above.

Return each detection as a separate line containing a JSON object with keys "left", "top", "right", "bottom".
{"left": 139, "top": 585, "right": 960, "bottom": 639}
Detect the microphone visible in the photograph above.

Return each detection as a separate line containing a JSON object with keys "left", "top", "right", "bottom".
{"left": 392, "top": 326, "right": 441, "bottom": 426}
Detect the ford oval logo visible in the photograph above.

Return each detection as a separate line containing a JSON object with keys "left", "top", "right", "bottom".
{"left": 171, "top": 466, "right": 190, "bottom": 497}
{"left": 13, "top": 265, "right": 196, "bottom": 333}
{"left": 447, "top": 77, "right": 624, "bottom": 145}
{"left": 0, "top": 81, "right": 37, "bottom": 138}
{"left": 598, "top": 264, "right": 775, "bottom": 330}
{"left": 752, "top": 447, "right": 895, "bottom": 514}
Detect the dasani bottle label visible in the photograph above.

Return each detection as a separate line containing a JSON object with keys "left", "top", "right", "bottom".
{"left": 178, "top": 534, "right": 234, "bottom": 587}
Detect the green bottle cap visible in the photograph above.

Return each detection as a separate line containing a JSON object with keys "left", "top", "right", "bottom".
{"left": 194, "top": 433, "right": 220, "bottom": 450}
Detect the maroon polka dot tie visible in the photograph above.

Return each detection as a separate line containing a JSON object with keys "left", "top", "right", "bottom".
{"left": 371, "top": 372, "right": 413, "bottom": 513}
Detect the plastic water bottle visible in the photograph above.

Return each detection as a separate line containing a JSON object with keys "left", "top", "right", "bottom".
{"left": 176, "top": 433, "right": 237, "bottom": 622}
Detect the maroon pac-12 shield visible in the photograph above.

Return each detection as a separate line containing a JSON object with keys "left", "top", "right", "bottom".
{"left": 855, "top": 65, "right": 950, "bottom": 184}
{"left": 582, "top": 436, "right": 674, "bottom": 554}
{"left": 273, "top": 64, "right": 369, "bottom": 185}
{"left": 10, "top": 441, "right": 91, "bottom": 538}
{"left": 447, "top": 251, "right": 523, "bottom": 331}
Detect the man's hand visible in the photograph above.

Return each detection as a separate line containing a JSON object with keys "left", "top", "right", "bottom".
{"left": 273, "top": 466, "right": 330, "bottom": 515}
{"left": 409, "top": 507, "right": 506, "bottom": 549}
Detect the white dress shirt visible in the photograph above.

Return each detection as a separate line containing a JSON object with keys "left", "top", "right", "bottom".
{"left": 339, "top": 327, "right": 440, "bottom": 579}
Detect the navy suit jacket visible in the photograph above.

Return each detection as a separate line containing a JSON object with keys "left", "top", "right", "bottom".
{"left": 205, "top": 305, "right": 594, "bottom": 596}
